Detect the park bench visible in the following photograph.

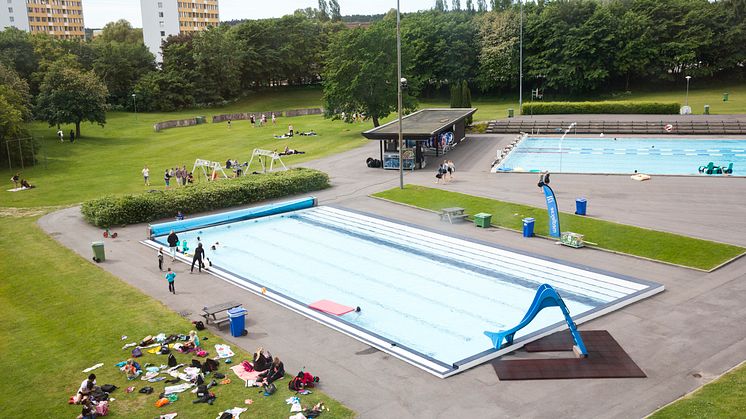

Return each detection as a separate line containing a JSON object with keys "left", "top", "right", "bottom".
{"left": 202, "top": 301, "right": 241, "bottom": 330}
{"left": 440, "top": 207, "right": 469, "bottom": 224}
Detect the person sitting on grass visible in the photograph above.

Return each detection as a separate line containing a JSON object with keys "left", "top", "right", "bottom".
{"left": 77, "top": 397, "right": 97, "bottom": 419}
{"left": 73, "top": 374, "right": 98, "bottom": 404}
{"left": 10, "top": 173, "right": 20, "bottom": 189}
{"left": 21, "top": 179, "right": 34, "bottom": 189}
{"left": 123, "top": 359, "right": 141, "bottom": 380}
{"left": 253, "top": 347, "right": 272, "bottom": 372}
{"left": 258, "top": 356, "right": 285, "bottom": 385}
{"left": 182, "top": 330, "right": 200, "bottom": 351}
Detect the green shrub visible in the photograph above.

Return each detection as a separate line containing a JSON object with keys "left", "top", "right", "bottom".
{"left": 81, "top": 168, "right": 330, "bottom": 227}
{"left": 522, "top": 101, "right": 680, "bottom": 115}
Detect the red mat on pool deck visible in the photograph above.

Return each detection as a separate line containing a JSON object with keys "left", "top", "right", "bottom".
{"left": 309, "top": 299, "right": 354, "bottom": 316}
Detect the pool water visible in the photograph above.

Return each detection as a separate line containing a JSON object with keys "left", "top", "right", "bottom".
{"left": 497, "top": 137, "right": 746, "bottom": 175}
{"left": 153, "top": 206, "right": 662, "bottom": 376}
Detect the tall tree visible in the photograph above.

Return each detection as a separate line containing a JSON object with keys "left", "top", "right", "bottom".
{"left": 318, "top": 0, "right": 330, "bottom": 21}
{"left": 329, "top": 0, "right": 342, "bottom": 22}
{"left": 323, "top": 21, "right": 417, "bottom": 126}
{"left": 477, "top": 0, "right": 488, "bottom": 12}
{"left": 35, "top": 60, "right": 108, "bottom": 138}
{"left": 435, "top": 0, "right": 447, "bottom": 12}
{"left": 92, "top": 39, "right": 155, "bottom": 106}
{"left": 98, "top": 19, "right": 143, "bottom": 44}
{"left": 452, "top": 0, "right": 462, "bottom": 11}
{"left": 466, "top": 0, "right": 475, "bottom": 13}
{"left": 0, "top": 28, "right": 39, "bottom": 80}
{"left": 476, "top": 10, "right": 519, "bottom": 91}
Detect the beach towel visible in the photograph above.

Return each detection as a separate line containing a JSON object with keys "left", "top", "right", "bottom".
{"left": 231, "top": 365, "right": 262, "bottom": 382}
{"left": 83, "top": 363, "right": 104, "bottom": 373}
{"left": 164, "top": 383, "right": 193, "bottom": 395}
{"left": 159, "top": 414, "right": 178, "bottom": 419}
{"left": 289, "top": 414, "right": 306, "bottom": 419}
{"left": 6, "top": 187, "right": 29, "bottom": 192}
{"left": 215, "top": 344, "right": 235, "bottom": 359}
{"left": 215, "top": 407, "right": 248, "bottom": 419}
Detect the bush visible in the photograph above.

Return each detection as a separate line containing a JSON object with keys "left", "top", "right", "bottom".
{"left": 522, "top": 101, "right": 680, "bottom": 115}
{"left": 81, "top": 168, "right": 330, "bottom": 227}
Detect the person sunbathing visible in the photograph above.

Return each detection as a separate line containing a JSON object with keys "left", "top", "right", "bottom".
{"left": 280, "top": 146, "right": 306, "bottom": 156}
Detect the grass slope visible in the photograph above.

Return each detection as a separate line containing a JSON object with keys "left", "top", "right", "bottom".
{"left": 373, "top": 185, "right": 744, "bottom": 271}
{"left": 0, "top": 215, "right": 353, "bottom": 419}
{"left": 650, "top": 362, "right": 746, "bottom": 418}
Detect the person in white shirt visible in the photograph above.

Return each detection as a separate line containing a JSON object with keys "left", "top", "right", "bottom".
{"left": 142, "top": 165, "right": 150, "bottom": 186}
{"left": 74, "top": 374, "right": 97, "bottom": 403}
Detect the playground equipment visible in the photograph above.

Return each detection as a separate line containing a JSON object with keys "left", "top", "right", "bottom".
{"left": 246, "top": 148, "right": 287, "bottom": 173}
{"left": 484, "top": 284, "right": 588, "bottom": 357}
{"left": 192, "top": 159, "right": 229, "bottom": 181}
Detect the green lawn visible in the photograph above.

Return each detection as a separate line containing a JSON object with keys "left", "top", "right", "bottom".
{"left": 0, "top": 215, "right": 353, "bottom": 419}
{"left": 650, "top": 362, "right": 746, "bottom": 418}
{"left": 373, "top": 185, "right": 744, "bottom": 271}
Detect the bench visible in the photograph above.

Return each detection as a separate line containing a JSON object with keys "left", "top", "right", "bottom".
{"left": 440, "top": 207, "right": 469, "bottom": 224}
{"left": 202, "top": 301, "right": 241, "bottom": 330}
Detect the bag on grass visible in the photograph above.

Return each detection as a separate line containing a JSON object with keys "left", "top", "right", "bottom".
{"left": 140, "top": 335, "right": 155, "bottom": 346}
{"left": 159, "top": 345, "right": 170, "bottom": 355}
{"left": 214, "top": 373, "right": 225, "bottom": 379}
{"left": 288, "top": 375, "right": 304, "bottom": 392}
{"left": 167, "top": 353, "right": 177, "bottom": 367}
{"left": 219, "top": 412, "right": 232, "bottom": 419}
{"left": 139, "top": 386, "right": 154, "bottom": 394}
{"left": 241, "top": 360, "right": 254, "bottom": 372}
{"left": 202, "top": 358, "right": 218, "bottom": 373}
{"left": 131, "top": 347, "right": 143, "bottom": 358}
{"left": 100, "top": 384, "right": 117, "bottom": 393}
{"left": 263, "top": 382, "right": 277, "bottom": 396}
{"left": 95, "top": 400, "right": 109, "bottom": 416}
{"left": 193, "top": 320, "right": 205, "bottom": 331}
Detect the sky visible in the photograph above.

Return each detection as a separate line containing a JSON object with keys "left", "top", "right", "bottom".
{"left": 83, "top": 0, "right": 436, "bottom": 28}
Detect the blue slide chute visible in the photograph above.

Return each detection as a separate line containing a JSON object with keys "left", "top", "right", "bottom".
{"left": 484, "top": 284, "right": 588, "bottom": 356}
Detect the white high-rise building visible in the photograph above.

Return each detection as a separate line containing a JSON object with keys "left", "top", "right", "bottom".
{"left": 1, "top": 0, "right": 85, "bottom": 39}
{"left": 141, "top": 0, "right": 220, "bottom": 63}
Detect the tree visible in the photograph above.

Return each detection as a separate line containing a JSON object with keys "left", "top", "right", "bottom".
{"left": 35, "top": 61, "right": 108, "bottom": 138}
{"left": 450, "top": 82, "right": 462, "bottom": 107}
{"left": 329, "top": 0, "right": 342, "bottom": 22}
{"left": 97, "top": 19, "right": 143, "bottom": 44}
{"left": 323, "top": 21, "right": 417, "bottom": 127}
{"left": 0, "top": 63, "right": 31, "bottom": 167}
{"left": 477, "top": 0, "right": 488, "bottom": 12}
{"left": 92, "top": 40, "right": 155, "bottom": 106}
{"left": 318, "top": 0, "right": 330, "bottom": 21}
{"left": 466, "top": 0, "right": 475, "bottom": 13}
{"left": 435, "top": 0, "right": 447, "bottom": 12}
{"left": 0, "top": 62, "right": 32, "bottom": 120}
{"left": 452, "top": 0, "right": 462, "bottom": 11}
{"left": 476, "top": 10, "right": 519, "bottom": 91}
{"left": 0, "top": 28, "right": 39, "bottom": 80}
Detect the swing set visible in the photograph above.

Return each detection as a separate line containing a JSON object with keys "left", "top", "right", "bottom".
{"left": 192, "top": 159, "right": 230, "bottom": 181}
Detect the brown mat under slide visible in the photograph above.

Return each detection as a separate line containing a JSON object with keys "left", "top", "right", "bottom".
{"left": 492, "top": 330, "right": 646, "bottom": 380}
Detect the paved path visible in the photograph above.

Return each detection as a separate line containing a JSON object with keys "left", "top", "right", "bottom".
{"left": 40, "top": 133, "right": 746, "bottom": 418}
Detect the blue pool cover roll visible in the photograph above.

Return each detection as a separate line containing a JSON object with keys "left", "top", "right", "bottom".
{"left": 148, "top": 196, "right": 317, "bottom": 237}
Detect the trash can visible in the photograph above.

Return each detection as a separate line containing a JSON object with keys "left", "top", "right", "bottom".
{"left": 474, "top": 213, "right": 492, "bottom": 228}
{"left": 522, "top": 218, "right": 535, "bottom": 237}
{"left": 92, "top": 241, "right": 105, "bottom": 262}
{"left": 575, "top": 198, "right": 587, "bottom": 216}
{"left": 723, "top": 93, "right": 729, "bottom": 102}
{"left": 195, "top": 116, "right": 206, "bottom": 124}
{"left": 704, "top": 105, "right": 710, "bottom": 115}
{"left": 228, "top": 307, "right": 248, "bottom": 337}
{"left": 508, "top": 108, "right": 514, "bottom": 118}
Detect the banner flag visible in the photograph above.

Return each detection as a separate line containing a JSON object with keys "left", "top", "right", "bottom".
{"left": 542, "top": 184, "right": 561, "bottom": 238}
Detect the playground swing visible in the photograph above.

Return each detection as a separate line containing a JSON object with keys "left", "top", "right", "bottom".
{"left": 245, "top": 148, "right": 287, "bottom": 174}
{"left": 192, "top": 159, "right": 229, "bottom": 182}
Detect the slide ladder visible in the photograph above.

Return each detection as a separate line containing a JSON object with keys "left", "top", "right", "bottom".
{"left": 484, "top": 284, "right": 588, "bottom": 356}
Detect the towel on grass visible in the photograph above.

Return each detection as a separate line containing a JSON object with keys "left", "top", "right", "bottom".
{"left": 230, "top": 365, "right": 262, "bottom": 382}
{"left": 164, "top": 383, "right": 193, "bottom": 395}
{"left": 216, "top": 407, "right": 248, "bottom": 419}
{"left": 215, "top": 344, "right": 235, "bottom": 359}
{"left": 83, "top": 363, "right": 104, "bottom": 373}
{"left": 289, "top": 414, "right": 306, "bottom": 419}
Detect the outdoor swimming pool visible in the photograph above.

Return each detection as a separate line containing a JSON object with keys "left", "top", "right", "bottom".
{"left": 147, "top": 199, "right": 663, "bottom": 377}
{"left": 496, "top": 137, "right": 746, "bottom": 175}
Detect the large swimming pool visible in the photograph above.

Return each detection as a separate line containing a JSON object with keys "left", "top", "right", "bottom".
{"left": 496, "top": 137, "right": 746, "bottom": 175}
{"left": 147, "top": 199, "right": 663, "bottom": 377}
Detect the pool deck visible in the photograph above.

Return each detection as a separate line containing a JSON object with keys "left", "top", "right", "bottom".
{"left": 40, "top": 132, "right": 746, "bottom": 418}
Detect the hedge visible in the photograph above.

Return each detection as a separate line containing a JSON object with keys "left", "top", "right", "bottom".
{"left": 81, "top": 168, "right": 330, "bottom": 228}
{"left": 522, "top": 101, "right": 680, "bottom": 115}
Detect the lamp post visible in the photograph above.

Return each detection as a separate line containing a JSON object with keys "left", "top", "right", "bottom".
{"left": 685, "top": 75, "right": 691, "bottom": 107}
{"left": 518, "top": 0, "right": 523, "bottom": 115}
{"left": 132, "top": 93, "right": 137, "bottom": 121}
{"left": 397, "top": 0, "right": 404, "bottom": 190}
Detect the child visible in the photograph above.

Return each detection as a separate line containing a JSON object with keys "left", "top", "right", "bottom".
{"left": 158, "top": 248, "right": 164, "bottom": 271}
{"left": 166, "top": 268, "right": 176, "bottom": 294}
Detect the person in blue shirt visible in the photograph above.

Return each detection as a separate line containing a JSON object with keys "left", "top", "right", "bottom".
{"left": 165, "top": 268, "right": 176, "bottom": 294}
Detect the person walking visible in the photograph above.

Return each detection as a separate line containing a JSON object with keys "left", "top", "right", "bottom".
{"left": 157, "top": 247, "right": 164, "bottom": 271}
{"left": 69, "top": 129, "right": 75, "bottom": 143}
{"left": 167, "top": 230, "right": 179, "bottom": 261}
{"left": 142, "top": 165, "right": 150, "bottom": 186}
{"left": 271, "top": 112, "right": 276, "bottom": 125}
{"left": 447, "top": 160, "right": 455, "bottom": 181}
{"left": 57, "top": 129, "right": 64, "bottom": 142}
{"left": 227, "top": 119, "right": 232, "bottom": 129}
{"left": 165, "top": 268, "right": 176, "bottom": 294}
{"left": 250, "top": 114, "right": 256, "bottom": 127}
{"left": 190, "top": 242, "right": 205, "bottom": 273}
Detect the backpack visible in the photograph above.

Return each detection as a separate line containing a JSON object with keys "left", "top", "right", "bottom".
{"left": 193, "top": 320, "right": 205, "bottom": 331}
{"left": 95, "top": 401, "right": 109, "bottom": 416}
{"left": 288, "top": 376, "right": 303, "bottom": 392}
{"left": 100, "top": 384, "right": 117, "bottom": 393}
{"left": 202, "top": 358, "right": 218, "bottom": 373}
{"left": 139, "top": 386, "right": 154, "bottom": 394}
{"left": 219, "top": 412, "right": 233, "bottom": 419}
{"left": 167, "top": 353, "right": 177, "bottom": 367}
{"left": 263, "top": 382, "right": 277, "bottom": 396}
{"left": 131, "top": 347, "right": 143, "bottom": 358}
{"left": 191, "top": 359, "right": 202, "bottom": 368}
{"left": 159, "top": 345, "right": 170, "bottom": 355}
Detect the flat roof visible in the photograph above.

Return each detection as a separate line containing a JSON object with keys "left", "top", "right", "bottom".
{"left": 362, "top": 108, "right": 477, "bottom": 140}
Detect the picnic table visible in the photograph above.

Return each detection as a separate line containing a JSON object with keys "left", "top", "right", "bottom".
{"left": 202, "top": 301, "right": 241, "bottom": 329}
{"left": 439, "top": 207, "right": 469, "bottom": 224}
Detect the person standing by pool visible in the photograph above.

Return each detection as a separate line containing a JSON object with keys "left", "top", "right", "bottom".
{"left": 191, "top": 242, "right": 205, "bottom": 273}
{"left": 167, "top": 230, "right": 179, "bottom": 261}
{"left": 142, "top": 165, "right": 150, "bottom": 186}
{"left": 165, "top": 268, "right": 176, "bottom": 294}
{"left": 157, "top": 247, "right": 164, "bottom": 271}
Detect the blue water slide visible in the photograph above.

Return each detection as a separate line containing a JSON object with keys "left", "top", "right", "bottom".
{"left": 484, "top": 284, "right": 588, "bottom": 356}
{"left": 148, "top": 196, "right": 317, "bottom": 237}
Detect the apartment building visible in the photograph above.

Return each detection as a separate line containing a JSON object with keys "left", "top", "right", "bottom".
{"left": 141, "top": 0, "right": 219, "bottom": 62}
{"left": 0, "top": 0, "right": 85, "bottom": 39}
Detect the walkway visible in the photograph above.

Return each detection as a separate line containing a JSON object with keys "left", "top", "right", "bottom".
{"left": 40, "top": 132, "right": 746, "bottom": 418}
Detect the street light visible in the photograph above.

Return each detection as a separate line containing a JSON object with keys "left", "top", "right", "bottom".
{"left": 397, "top": 0, "right": 404, "bottom": 190}
{"left": 518, "top": 0, "right": 523, "bottom": 115}
{"left": 132, "top": 93, "right": 138, "bottom": 121}
{"left": 685, "top": 75, "right": 692, "bottom": 106}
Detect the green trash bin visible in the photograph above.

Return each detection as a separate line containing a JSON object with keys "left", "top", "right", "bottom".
{"left": 92, "top": 241, "right": 105, "bottom": 262}
{"left": 723, "top": 93, "right": 729, "bottom": 102}
{"left": 195, "top": 116, "right": 206, "bottom": 124}
{"left": 508, "top": 108, "right": 514, "bottom": 118}
{"left": 704, "top": 105, "right": 710, "bottom": 115}
{"left": 474, "top": 213, "right": 492, "bottom": 228}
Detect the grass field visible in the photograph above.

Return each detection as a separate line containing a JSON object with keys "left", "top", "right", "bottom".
{"left": 373, "top": 185, "right": 744, "bottom": 271}
{"left": 0, "top": 214, "right": 354, "bottom": 419}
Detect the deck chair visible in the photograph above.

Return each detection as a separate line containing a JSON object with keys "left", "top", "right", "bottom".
{"left": 698, "top": 162, "right": 715, "bottom": 174}
{"left": 722, "top": 162, "right": 734, "bottom": 174}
